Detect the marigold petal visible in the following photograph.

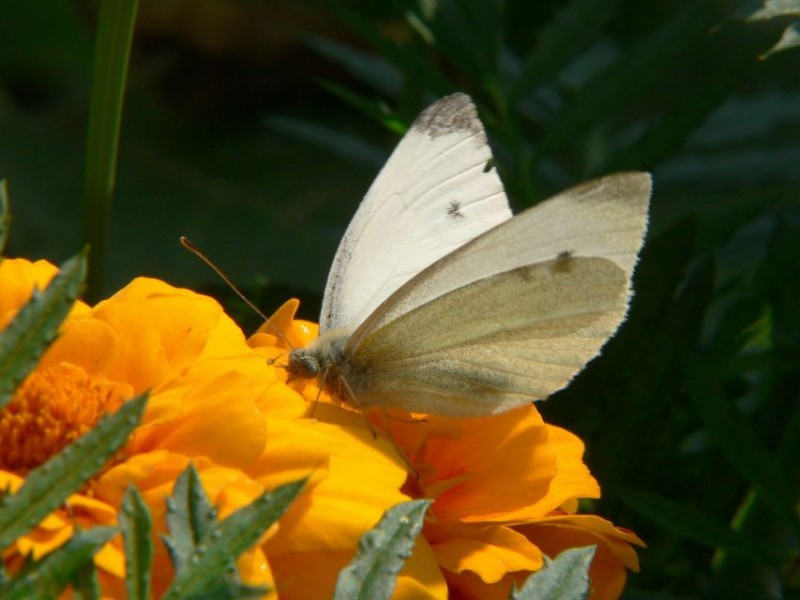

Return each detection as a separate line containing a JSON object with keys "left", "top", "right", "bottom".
{"left": 427, "top": 522, "right": 543, "bottom": 584}
{"left": 0, "top": 258, "right": 90, "bottom": 329}
{"left": 133, "top": 372, "right": 268, "bottom": 467}
{"left": 515, "top": 515, "right": 645, "bottom": 600}
{"left": 262, "top": 408, "right": 409, "bottom": 554}
{"left": 423, "top": 406, "right": 557, "bottom": 522}
{"left": 267, "top": 536, "right": 445, "bottom": 600}
{"left": 498, "top": 424, "right": 600, "bottom": 522}
{"left": 39, "top": 317, "right": 120, "bottom": 377}
{"left": 94, "top": 534, "right": 125, "bottom": 578}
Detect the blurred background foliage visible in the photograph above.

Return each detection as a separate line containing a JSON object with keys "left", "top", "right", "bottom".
{"left": 1, "top": 0, "right": 799, "bottom": 597}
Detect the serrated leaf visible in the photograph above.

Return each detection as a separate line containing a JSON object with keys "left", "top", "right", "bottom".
{"left": 0, "top": 526, "right": 115, "bottom": 600}
{"left": 120, "top": 485, "right": 153, "bottom": 600}
{"left": 163, "top": 464, "right": 218, "bottom": 571}
{"left": 510, "top": 546, "right": 596, "bottom": 600}
{"left": 0, "top": 179, "right": 9, "bottom": 255}
{"left": 0, "top": 251, "right": 87, "bottom": 409}
{"left": 70, "top": 559, "right": 101, "bottom": 600}
{"left": 0, "top": 394, "right": 147, "bottom": 550}
{"left": 333, "top": 499, "right": 431, "bottom": 600}
{"left": 162, "top": 478, "right": 306, "bottom": 600}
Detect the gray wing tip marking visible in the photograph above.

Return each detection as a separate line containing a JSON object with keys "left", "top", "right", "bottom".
{"left": 412, "top": 93, "right": 484, "bottom": 140}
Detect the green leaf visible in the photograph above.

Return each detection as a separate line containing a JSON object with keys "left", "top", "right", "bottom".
{"left": 510, "top": 546, "right": 596, "bottom": 600}
{"left": 0, "top": 250, "right": 87, "bottom": 409}
{"left": 739, "top": 0, "right": 800, "bottom": 20}
{"left": 333, "top": 499, "right": 432, "bottom": 600}
{"left": 0, "top": 527, "right": 115, "bottom": 600}
{"left": 687, "top": 361, "right": 800, "bottom": 540}
{"left": 162, "top": 477, "right": 307, "bottom": 600}
{"left": 0, "top": 394, "right": 147, "bottom": 550}
{"left": 70, "top": 559, "right": 101, "bottom": 600}
{"left": 82, "top": 0, "right": 139, "bottom": 299}
{"left": 763, "top": 18, "right": 800, "bottom": 56}
{"left": 120, "top": 485, "right": 153, "bottom": 600}
{"left": 0, "top": 179, "right": 9, "bottom": 255}
{"left": 512, "top": 0, "right": 622, "bottom": 99}
{"left": 163, "top": 464, "right": 218, "bottom": 572}
{"left": 534, "top": 5, "right": 713, "bottom": 161}
{"left": 305, "top": 34, "right": 401, "bottom": 97}
{"left": 618, "top": 487, "right": 780, "bottom": 563}
{"left": 329, "top": 2, "right": 452, "bottom": 95}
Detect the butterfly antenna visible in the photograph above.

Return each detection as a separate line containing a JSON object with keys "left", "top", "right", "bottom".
{"left": 180, "top": 236, "right": 270, "bottom": 322}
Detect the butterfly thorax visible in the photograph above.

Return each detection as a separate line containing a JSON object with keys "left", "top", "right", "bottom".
{"left": 287, "top": 327, "right": 351, "bottom": 380}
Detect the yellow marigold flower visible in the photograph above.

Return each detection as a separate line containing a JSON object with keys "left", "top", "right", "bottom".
{"left": 0, "top": 259, "right": 423, "bottom": 598}
{"left": 251, "top": 300, "right": 644, "bottom": 599}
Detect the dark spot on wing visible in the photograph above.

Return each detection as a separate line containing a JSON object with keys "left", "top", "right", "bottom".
{"left": 447, "top": 200, "right": 465, "bottom": 219}
{"left": 411, "top": 93, "right": 484, "bottom": 140}
{"left": 483, "top": 158, "right": 495, "bottom": 173}
{"left": 553, "top": 250, "right": 575, "bottom": 273}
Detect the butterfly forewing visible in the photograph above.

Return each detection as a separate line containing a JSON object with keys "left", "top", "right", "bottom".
{"left": 320, "top": 94, "right": 512, "bottom": 333}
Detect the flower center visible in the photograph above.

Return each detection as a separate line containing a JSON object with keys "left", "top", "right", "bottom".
{"left": 0, "top": 362, "right": 131, "bottom": 474}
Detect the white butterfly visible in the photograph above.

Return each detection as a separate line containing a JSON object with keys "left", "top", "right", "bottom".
{"left": 287, "top": 93, "right": 650, "bottom": 417}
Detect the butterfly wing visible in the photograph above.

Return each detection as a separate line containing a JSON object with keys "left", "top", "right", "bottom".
{"left": 345, "top": 256, "right": 628, "bottom": 416}
{"left": 350, "top": 172, "right": 651, "bottom": 340}
{"left": 319, "top": 94, "right": 512, "bottom": 333}
{"left": 342, "top": 173, "right": 651, "bottom": 417}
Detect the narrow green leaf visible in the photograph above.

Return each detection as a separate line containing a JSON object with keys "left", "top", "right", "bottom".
{"left": 333, "top": 499, "right": 432, "bottom": 600}
{"left": 428, "top": 0, "right": 500, "bottom": 85}
{"left": 82, "top": 0, "right": 139, "bottom": 300}
{"left": 688, "top": 362, "right": 800, "bottom": 540}
{"left": 329, "top": 2, "right": 453, "bottom": 95}
{"left": 0, "top": 251, "right": 87, "bottom": 409}
{"left": 162, "top": 478, "right": 307, "bottom": 600}
{"left": 510, "top": 546, "right": 596, "bottom": 600}
{"left": 163, "top": 464, "right": 217, "bottom": 571}
{"left": 739, "top": 0, "right": 800, "bottom": 20}
{"left": 762, "top": 18, "right": 800, "bottom": 56}
{"left": 534, "top": 6, "right": 712, "bottom": 160}
{"left": 305, "top": 34, "right": 401, "bottom": 96}
{"left": 70, "top": 559, "right": 101, "bottom": 600}
{"left": 0, "top": 179, "right": 9, "bottom": 255}
{"left": 617, "top": 487, "right": 780, "bottom": 563}
{"left": 0, "top": 394, "right": 147, "bottom": 550}
{"left": 120, "top": 485, "right": 153, "bottom": 600}
{"left": 263, "top": 114, "right": 385, "bottom": 167}
{"left": 0, "top": 527, "right": 115, "bottom": 600}
{"left": 512, "top": 0, "right": 622, "bottom": 99}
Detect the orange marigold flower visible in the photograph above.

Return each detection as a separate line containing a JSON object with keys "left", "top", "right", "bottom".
{"left": 0, "top": 259, "right": 421, "bottom": 598}
{"left": 250, "top": 299, "right": 644, "bottom": 599}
